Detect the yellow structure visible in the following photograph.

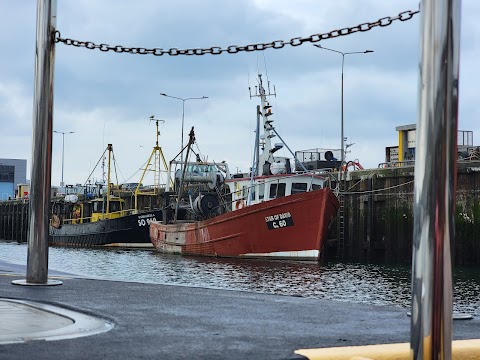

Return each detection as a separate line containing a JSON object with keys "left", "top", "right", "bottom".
{"left": 389, "top": 124, "right": 475, "bottom": 163}
{"left": 295, "top": 339, "right": 480, "bottom": 360}
{"left": 395, "top": 124, "right": 416, "bottom": 163}
{"left": 134, "top": 117, "right": 170, "bottom": 212}
{"left": 16, "top": 184, "right": 29, "bottom": 199}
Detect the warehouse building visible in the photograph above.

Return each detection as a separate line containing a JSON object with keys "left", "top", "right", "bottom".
{"left": 0, "top": 159, "right": 27, "bottom": 200}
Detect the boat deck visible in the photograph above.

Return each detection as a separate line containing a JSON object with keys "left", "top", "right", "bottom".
{"left": 1, "top": 259, "right": 479, "bottom": 360}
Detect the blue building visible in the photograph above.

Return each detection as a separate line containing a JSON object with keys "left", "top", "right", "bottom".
{"left": 0, "top": 159, "right": 27, "bottom": 200}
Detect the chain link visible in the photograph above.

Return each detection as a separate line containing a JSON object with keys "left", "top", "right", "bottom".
{"left": 54, "top": 9, "right": 419, "bottom": 56}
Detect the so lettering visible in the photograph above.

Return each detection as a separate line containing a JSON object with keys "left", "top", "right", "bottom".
{"left": 138, "top": 217, "right": 156, "bottom": 226}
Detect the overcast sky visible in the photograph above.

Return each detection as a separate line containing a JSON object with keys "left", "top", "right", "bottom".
{"left": 1, "top": 1, "right": 479, "bottom": 187}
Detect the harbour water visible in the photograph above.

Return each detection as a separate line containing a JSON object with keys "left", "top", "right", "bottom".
{"left": 1, "top": 241, "right": 479, "bottom": 316}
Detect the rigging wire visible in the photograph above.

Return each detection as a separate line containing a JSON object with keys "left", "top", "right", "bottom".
{"left": 111, "top": 151, "right": 121, "bottom": 193}
{"left": 263, "top": 51, "right": 270, "bottom": 86}
{"left": 83, "top": 147, "right": 108, "bottom": 186}
{"left": 342, "top": 179, "right": 414, "bottom": 195}
{"left": 123, "top": 157, "right": 149, "bottom": 183}
{"left": 111, "top": 155, "right": 127, "bottom": 184}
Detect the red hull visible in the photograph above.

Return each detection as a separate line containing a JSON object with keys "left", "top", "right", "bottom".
{"left": 150, "top": 188, "right": 339, "bottom": 261}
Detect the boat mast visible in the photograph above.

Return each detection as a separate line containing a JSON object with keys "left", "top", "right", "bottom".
{"left": 106, "top": 144, "right": 113, "bottom": 219}
{"left": 250, "top": 75, "right": 308, "bottom": 175}
{"left": 173, "top": 127, "right": 196, "bottom": 222}
{"left": 250, "top": 74, "right": 276, "bottom": 176}
{"left": 134, "top": 116, "right": 170, "bottom": 212}
{"left": 247, "top": 106, "right": 261, "bottom": 206}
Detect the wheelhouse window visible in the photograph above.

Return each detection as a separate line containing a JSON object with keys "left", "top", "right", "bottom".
{"left": 109, "top": 201, "right": 122, "bottom": 212}
{"left": 242, "top": 186, "right": 248, "bottom": 200}
{"left": 258, "top": 182, "right": 265, "bottom": 200}
{"left": 93, "top": 201, "right": 104, "bottom": 213}
{"left": 312, "top": 184, "right": 323, "bottom": 190}
{"left": 269, "top": 183, "right": 286, "bottom": 198}
{"left": 250, "top": 185, "right": 256, "bottom": 201}
{"left": 292, "top": 182, "right": 307, "bottom": 194}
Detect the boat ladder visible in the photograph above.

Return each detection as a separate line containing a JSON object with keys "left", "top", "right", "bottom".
{"left": 337, "top": 194, "right": 345, "bottom": 259}
{"left": 153, "top": 150, "right": 161, "bottom": 192}
{"left": 214, "top": 185, "right": 229, "bottom": 211}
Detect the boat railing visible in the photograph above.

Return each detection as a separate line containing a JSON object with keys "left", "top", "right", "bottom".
{"left": 136, "top": 184, "right": 166, "bottom": 194}
{"left": 60, "top": 216, "right": 93, "bottom": 225}
{"left": 378, "top": 160, "right": 416, "bottom": 168}
{"left": 51, "top": 208, "right": 137, "bottom": 226}
{"left": 104, "top": 209, "right": 135, "bottom": 217}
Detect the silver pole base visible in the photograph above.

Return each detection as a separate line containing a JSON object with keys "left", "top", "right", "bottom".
{"left": 11, "top": 279, "right": 63, "bottom": 286}
{"left": 407, "top": 311, "right": 473, "bottom": 320}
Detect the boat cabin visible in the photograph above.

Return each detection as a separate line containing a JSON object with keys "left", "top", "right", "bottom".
{"left": 91, "top": 196, "right": 127, "bottom": 222}
{"left": 226, "top": 174, "right": 327, "bottom": 210}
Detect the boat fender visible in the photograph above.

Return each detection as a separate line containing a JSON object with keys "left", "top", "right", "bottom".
{"left": 51, "top": 214, "right": 61, "bottom": 229}
{"left": 72, "top": 207, "right": 81, "bottom": 224}
{"left": 236, "top": 199, "right": 245, "bottom": 210}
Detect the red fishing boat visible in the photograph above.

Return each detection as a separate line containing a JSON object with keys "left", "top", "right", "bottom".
{"left": 150, "top": 187, "right": 338, "bottom": 260}
{"left": 150, "top": 75, "right": 340, "bottom": 260}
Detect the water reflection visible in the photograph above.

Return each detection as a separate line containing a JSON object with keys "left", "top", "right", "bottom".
{"left": 1, "top": 242, "right": 479, "bottom": 315}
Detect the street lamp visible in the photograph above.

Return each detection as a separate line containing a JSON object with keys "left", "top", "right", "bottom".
{"left": 160, "top": 93, "right": 208, "bottom": 162}
{"left": 313, "top": 44, "right": 373, "bottom": 168}
{"left": 53, "top": 130, "right": 74, "bottom": 187}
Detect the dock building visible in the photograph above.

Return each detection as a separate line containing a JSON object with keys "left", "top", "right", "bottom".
{"left": 0, "top": 159, "right": 27, "bottom": 200}
{"left": 384, "top": 124, "right": 476, "bottom": 165}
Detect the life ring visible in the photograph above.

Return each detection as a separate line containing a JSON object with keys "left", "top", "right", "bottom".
{"left": 236, "top": 199, "right": 245, "bottom": 210}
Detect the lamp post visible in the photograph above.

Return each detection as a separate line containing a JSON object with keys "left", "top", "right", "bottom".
{"left": 53, "top": 130, "right": 74, "bottom": 187}
{"left": 160, "top": 93, "right": 208, "bottom": 162}
{"left": 313, "top": 44, "right": 373, "bottom": 168}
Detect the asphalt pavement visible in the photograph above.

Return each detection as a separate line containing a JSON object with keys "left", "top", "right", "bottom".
{"left": 0, "top": 259, "right": 479, "bottom": 360}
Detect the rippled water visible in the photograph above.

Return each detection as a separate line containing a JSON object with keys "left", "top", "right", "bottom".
{"left": 1, "top": 241, "right": 480, "bottom": 315}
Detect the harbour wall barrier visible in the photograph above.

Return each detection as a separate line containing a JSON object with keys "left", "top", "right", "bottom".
{"left": 0, "top": 200, "right": 29, "bottom": 242}
{"left": 335, "top": 161, "right": 480, "bottom": 265}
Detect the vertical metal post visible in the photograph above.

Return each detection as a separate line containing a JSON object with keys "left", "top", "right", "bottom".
{"left": 247, "top": 106, "right": 260, "bottom": 206}
{"left": 181, "top": 100, "right": 185, "bottom": 164}
{"left": 410, "top": 0, "right": 461, "bottom": 358}
{"left": 313, "top": 45, "right": 373, "bottom": 172}
{"left": 53, "top": 130, "right": 74, "bottom": 187}
{"left": 340, "top": 54, "right": 345, "bottom": 169}
{"left": 12, "top": 0, "right": 62, "bottom": 286}
{"left": 61, "top": 132, "right": 65, "bottom": 185}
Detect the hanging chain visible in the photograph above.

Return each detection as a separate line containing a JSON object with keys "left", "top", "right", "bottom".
{"left": 54, "top": 9, "right": 419, "bottom": 56}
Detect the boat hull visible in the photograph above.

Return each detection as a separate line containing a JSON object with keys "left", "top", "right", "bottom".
{"left": 50, "top": 210, "right": 162, "bottom": 247}
{"left": 150, "top": 188, "right": 339, "bottom": 261}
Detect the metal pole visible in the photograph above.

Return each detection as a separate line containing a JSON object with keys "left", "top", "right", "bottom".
{"left": 160, "top": 93, "right": 208, "bottom": 164}
{"left": 410, "top": 0, "right": 461, "bottom": 358}
{"left": 53, "top": 130, "right": 74, "bottom": 187}
{"left": 247, "top": 106, "right": 261, "bottom": 206}
{"left": 181, "top": 100, "right": 185, "bottom": 163}
{"left": 13, "top": 0, "right": 62, "bottom": 286}
{"left": 313, "top": 45, "right": 373, "bottom": 172}
{"left": 340, "top": 54, "right": 345, "bottom": 169}
{"left": 61, "top": 132, "right": 64, "bottom": 185}
{"left": 106, "top": 144, "right": 112, "bottom": 220}
{"left": 174, "top": 127, "right": 195, "bottom": 222}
